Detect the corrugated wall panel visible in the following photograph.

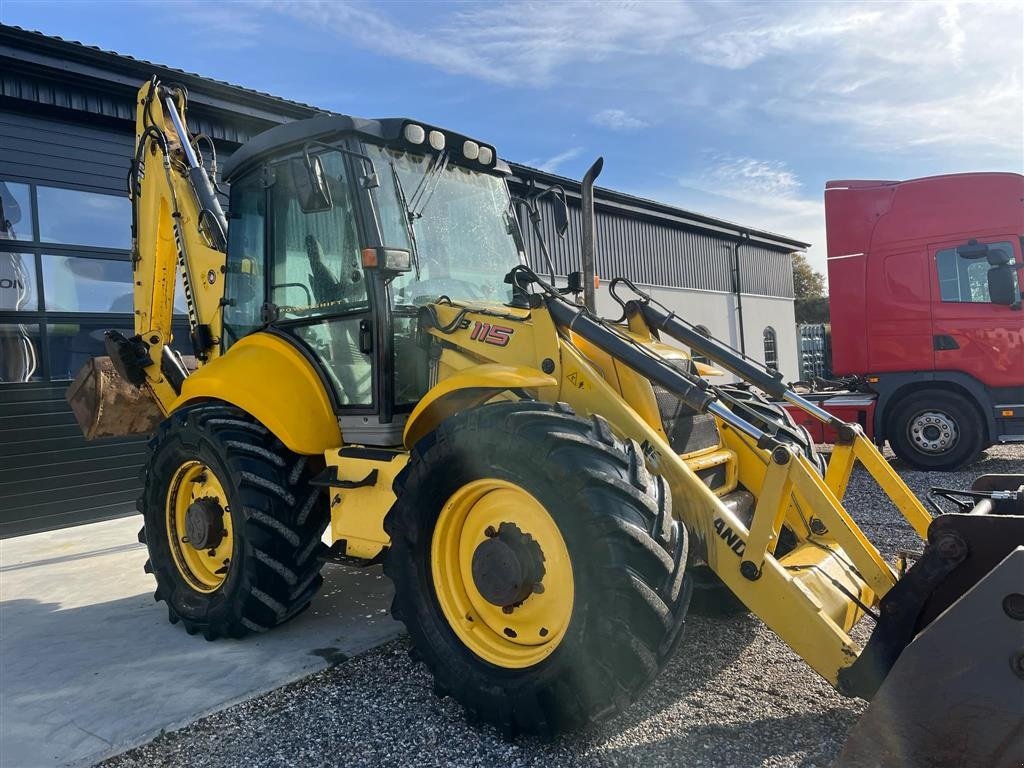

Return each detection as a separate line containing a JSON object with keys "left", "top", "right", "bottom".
{"left": 513, "top": 188, "right": 790, "bottom": 296}
{"left": 0, "top": 110, "right": 148, "bottom": 536}
{"left": 0, "top": 111, "right": 134, "bottom": 194}
{"left": 0, "top": 383, "right": 146, "bottom": 537}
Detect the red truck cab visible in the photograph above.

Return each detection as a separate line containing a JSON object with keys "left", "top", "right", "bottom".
{"left": 824, "top": 172, "right": 1023, "bottom": 469}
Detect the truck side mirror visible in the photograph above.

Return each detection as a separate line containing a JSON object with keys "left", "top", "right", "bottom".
{"left": 289, "top": 155, "right": 333, "bottom": 213}
{"left": 956, "top": 239, "right": 990, "bottom": 260}
{"left": 988, "top": 264, "right": 1020, "bottom": 307}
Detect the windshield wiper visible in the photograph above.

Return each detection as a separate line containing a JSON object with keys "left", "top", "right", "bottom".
{"left": 407, "top": 150, "right": 449, "bottom": 220}
{"left": 389, "top": 160, "right": 421, "bottom": 280}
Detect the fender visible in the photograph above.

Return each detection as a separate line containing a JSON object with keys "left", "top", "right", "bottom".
{"left": 403, "top": 364, "right": 557, "bottom": 448}
{"left": 173, "top": 332, "right": 341, "bottom": 454}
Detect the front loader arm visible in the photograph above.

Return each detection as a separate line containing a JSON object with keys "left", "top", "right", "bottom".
{"left": 123, "top": 79, "right": 229, "bottom": 412}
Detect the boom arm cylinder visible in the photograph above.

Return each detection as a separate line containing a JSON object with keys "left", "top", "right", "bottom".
{"left": 544, "top": 295, "right": 778, "bottom": 448}
{"left": 628, "top": 296, "right": 849, "bottom": 433}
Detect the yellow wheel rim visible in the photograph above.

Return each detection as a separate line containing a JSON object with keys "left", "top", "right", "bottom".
{"left": 431, "top": 478, "right": 574, "bottom": 669}
{"left": 165, "top": 460, "right": 233, "bottom": 593}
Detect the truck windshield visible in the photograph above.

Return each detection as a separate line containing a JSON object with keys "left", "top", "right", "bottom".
{"left": 364, "top": 144, "right": 523, "bottom": 306}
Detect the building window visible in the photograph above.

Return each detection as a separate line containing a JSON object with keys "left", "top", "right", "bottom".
{"left": 1, "top": 182, "right": 34, "bottom": 241}
{"left": 1, "top": 253, "right": 38, "bottom": 311}
{"left": 691, "top": 324, "right": 712, "bottom": 365}
{"left": 936, "top": 241, "right": 1018, "bottom": 303}
{"left": 763, "top": 326, "right": 778, "bottom": 371}
{"left": 0, "top": 322, "right": 42, "bottom": 382}
{"left": 0, "top": 179, "right": 147, "bottom": 383}
{"left": 42, "top": 254, "right": 134, "bottom": 312}
{"left": 36, "top": 186, "right": 132, "bottom": 250}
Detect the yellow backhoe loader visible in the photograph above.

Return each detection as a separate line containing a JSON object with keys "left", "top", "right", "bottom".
{"left": 69, "top": 78, "right": 1022, "bottom": 766}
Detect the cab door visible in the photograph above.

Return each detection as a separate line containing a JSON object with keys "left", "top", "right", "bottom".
{"left": 929, "top": 236, "right": 1024, "bottom": 387}
{"left": 264, "top": 150, "right": 377, "bottom": 415}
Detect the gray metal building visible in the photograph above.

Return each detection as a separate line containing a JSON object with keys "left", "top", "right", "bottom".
{"left": 0, "top": 25, "right": 807, "bottom": 537}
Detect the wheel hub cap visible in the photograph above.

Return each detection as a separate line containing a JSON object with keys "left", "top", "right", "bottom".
{"left": 166, "top": 461, "right": 233, "bottom": 593}
{"left": 471, "top": 522, "right": 546, "bottom": 608}
{"left": 184, "top": 497, "right": 226, "bottom": 550}
{"left": 909, "top": 411, "right": 958, "bottom": 454}
{"left": 430, "top": 478, "right": 574, "bottom": 669}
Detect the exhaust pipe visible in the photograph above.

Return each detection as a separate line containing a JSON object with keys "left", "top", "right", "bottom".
{"left": 580, "top": 157, "right": 603, "bottom": 313}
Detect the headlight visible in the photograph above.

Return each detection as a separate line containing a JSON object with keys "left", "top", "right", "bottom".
{"left": 462, "top": 140, "right": 480, "bottom": 160}
{"left": 403, "top": 124, "right": 425, "bottom": 145}
{"left": 478, "top": 146, "right": 494, "bottom": 165}
{"left": 428, "top": 130, "right": 445, "bottom": 151}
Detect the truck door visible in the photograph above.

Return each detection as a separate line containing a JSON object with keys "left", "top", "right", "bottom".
{"left": 928, "top": 236, "right": 1024, "bottom": 388}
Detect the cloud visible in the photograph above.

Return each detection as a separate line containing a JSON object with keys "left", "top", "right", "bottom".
{"left": 273, "top": 0, "right": 699, "bottom": 87}
{"left": 526, "top": 147, "right": 584, "bottom": 174}
{"left": 173, "top": 2, "right": 265, "bottom": 51}
{"left": 672, "top": 154, "right": 827, "bottom": 275}
{"left": 266, "top": 1, "right": 1021, "bottom": 162}
{"left": 590, "top": 109, "right": 648, "bottom": 132}
{"left": 711, "top": 2, "right": 1023, "bottom": 157}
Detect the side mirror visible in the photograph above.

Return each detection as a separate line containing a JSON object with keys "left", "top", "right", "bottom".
{"left": 988, "top": 264, "right": 1020, "bottom": 307}
{"left": 553, "top": 196, "right": 569, "bottom": 238}
{"left": 956, "top": 239, "right": 993, "bottom": 260}
{"left": 289, "top": 155, "right": 333, "bottom": 213}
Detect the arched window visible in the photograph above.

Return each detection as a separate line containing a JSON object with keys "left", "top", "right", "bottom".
{"left": 690, "top": 325, "right": 712, "bottom": 366}
{"left": 763, "top": 326, "right": 778, "bottom": 371}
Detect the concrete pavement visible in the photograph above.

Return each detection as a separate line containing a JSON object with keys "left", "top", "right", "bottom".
{"left": 0, "top": 516, "right": 403, "bottom": 767}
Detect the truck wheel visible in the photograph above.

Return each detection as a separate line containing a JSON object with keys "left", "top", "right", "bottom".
{"left": 138, "top": 402, "right": 328, "bottom": 639}
{"left": 384, "top": 401, "right": 690, "bottom": 736}
{"left": 888, "top": 390, "right": 984, "bottom": 471}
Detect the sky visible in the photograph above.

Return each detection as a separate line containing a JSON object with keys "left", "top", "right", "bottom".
{"left": 2, "top": 0, "right": 1022, "bottom": 278}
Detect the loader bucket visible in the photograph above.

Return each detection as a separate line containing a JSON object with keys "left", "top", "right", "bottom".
{"left": 66, "top": 355, "right": 163, "bottom": 439}
{"left": 837, "top": 545, "right": 1024, "bottom": 768}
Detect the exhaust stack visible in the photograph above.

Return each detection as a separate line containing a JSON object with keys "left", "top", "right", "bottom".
{"left": 580, "top": 157, "right": 603, "bottom": 312}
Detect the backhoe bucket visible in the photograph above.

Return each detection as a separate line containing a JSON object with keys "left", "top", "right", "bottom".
{"left": 66, "top": 355, "right": 163, "bottom": 439}
{"left": 838, "top": 545, "right": 1024, "bottom": 768}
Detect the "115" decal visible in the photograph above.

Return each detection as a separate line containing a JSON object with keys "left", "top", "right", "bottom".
{"left": 469, "top": 321, "right": 514, "bottom": 347}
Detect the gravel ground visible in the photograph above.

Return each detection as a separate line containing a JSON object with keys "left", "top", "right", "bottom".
{"left": 104, "top": 445, "right": 1022, "bottom": 768}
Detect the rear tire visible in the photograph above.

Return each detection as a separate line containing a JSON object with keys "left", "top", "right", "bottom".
{"left": 384, "top": 401, "right": 691, "bottom": 736}
{"left": 888, "top": 390, "right": 984, "bottom": 471}
{"left": 139, "top": 402, "right": 328, "bottom": 639}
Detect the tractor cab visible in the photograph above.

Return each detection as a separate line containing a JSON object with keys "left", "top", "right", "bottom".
{"left": 219, "top": 117, "right": 525, "bottom": 444}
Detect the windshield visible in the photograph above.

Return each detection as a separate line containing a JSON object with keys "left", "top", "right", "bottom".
{"left": 364, "top": 144, "right": 523, "bottom": 306}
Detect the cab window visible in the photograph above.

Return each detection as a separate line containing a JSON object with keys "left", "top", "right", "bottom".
{"left": 269, "top": 151, "right": 367, "bottom": 320}
{"left": 936, "top": 240, "right": 1018, "bottom": 303}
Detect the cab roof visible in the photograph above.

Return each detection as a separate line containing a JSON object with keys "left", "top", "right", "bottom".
{"left": 221, "top": 114, "right": 510, "bottom": 181}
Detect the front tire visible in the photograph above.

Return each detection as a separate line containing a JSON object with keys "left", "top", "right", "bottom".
{"left": 888, "top": 390, "right": 984, "bottom": 471}
{"left": 139, "top": 402, "right": 328, "bottom": 639}
{"left": 384, "top": 401, "right": 690, "bottom": 736}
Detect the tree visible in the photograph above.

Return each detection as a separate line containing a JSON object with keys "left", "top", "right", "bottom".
{"left": 792, "top": 253, "right": 825, "bottom": 299}
{"left": 792, "top": 253, "right": 829, "bottom": 324}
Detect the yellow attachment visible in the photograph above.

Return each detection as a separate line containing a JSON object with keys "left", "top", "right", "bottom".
{"left": 327, "top": 451, "right": 407, "bottom": 560}
{"left": 403, "top": 364, "right": 557, "bottom": 448}
{"left": 431, "top": 479, "right": 574, "bottom": 669}
{"left": 173, "top": 332, "right": 340, "bottom": 455}
{"left": 165, "top": 460, "right": 233, "bottom": 593}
